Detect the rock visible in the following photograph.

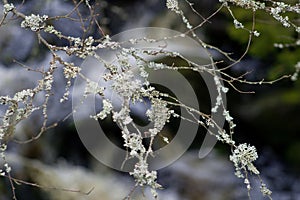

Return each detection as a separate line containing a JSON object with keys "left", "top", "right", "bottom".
{"left": 159, "top": 151, "right": 246, "bottom": 200}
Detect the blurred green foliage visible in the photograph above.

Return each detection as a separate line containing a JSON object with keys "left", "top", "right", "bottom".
{"left": 223, "top": 4, "right": 300, "bottom": 167}
{"left": 226, "top": 6, "right": 299, "bottom": 79}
